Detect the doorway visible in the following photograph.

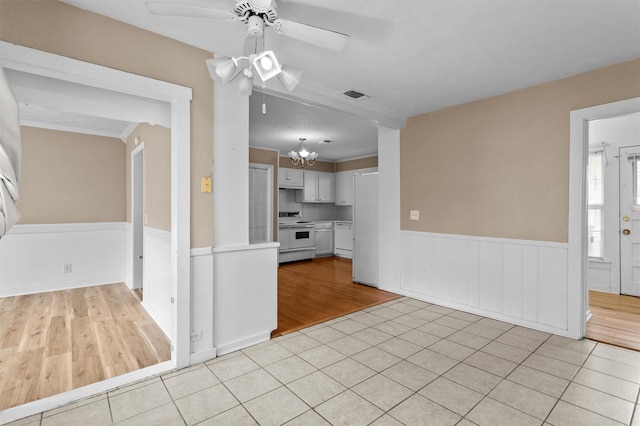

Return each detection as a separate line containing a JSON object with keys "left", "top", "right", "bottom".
{"left": 583, "top": 110, "right": 640, "bottom": 350}
{"left": 0, "top": 42, "right": 191, "bottom": 422}
{"left": 132, "top": 143, "right": 145, "bottom": 299}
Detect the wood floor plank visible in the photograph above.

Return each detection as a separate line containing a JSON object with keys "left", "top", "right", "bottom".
{"left": 92, "top": 319, "right": 139, "bottom": 375}
{"left": 118, "top": 321, "right": 161, "bottom": 368}
{"left": 17, "top": 309, "right": 52, "bottom": 352}
{"left": 0, "top": 347, "right": 15, "bottom": 398}
{"left": 37, "top": 352, "right": 72, "bottom": 401}
{"left": 70, "top": 288, "right": 88, "bottom": 318}
{"left": 0, "top": 296, "right": 17, "bottom": 312}
{"left": 273, "top": 257, "right": 401, "bottom": 336}
{"left": 51, "top": 290, "right": 73, "bottom": 317}
{"left": 72, "top": 355, "right": 105, "bottom": 389}
{"left": 139, "top": 323, "right": 171, "bottom": 361}
{"left": 0, "top": 308, "right": 28, "bottom": 349}
{"left": 586, "top": 290, "right": 640, "bottom": 351}
{"left": 0, "top": 348, "right": 43, "bottom": 410}
{"left": 44, "top": 315, "right": 71, "bottom": 357}
{"left": 84, "top": 286, "right": 113, "bottom": 321}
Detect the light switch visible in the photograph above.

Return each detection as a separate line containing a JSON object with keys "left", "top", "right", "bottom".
{"left": 410, "top": 210, "right": 420, "bottom": 221}
{"left": 201, "top": 177, "right": 212, "bottom": 193}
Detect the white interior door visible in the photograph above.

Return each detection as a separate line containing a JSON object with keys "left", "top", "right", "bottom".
{"left": 619, "top": 146, "right": 640, "bottom": 296}
{"left": 353, "top": 172, "right": 378, "bottom": 287}
{"left": 249, "top": 164, "right": 273, "bottom": 243}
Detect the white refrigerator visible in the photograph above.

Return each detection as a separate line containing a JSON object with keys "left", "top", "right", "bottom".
{"left": 353, "top": 172, "right": 378, "bottom": 287}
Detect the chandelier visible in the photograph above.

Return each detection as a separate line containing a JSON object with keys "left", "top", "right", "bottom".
{"left": 288, "top": 138, "right": 318, "bottom": 167}
{"left": 205, "top": 16, "right": 302, "bottom": 96}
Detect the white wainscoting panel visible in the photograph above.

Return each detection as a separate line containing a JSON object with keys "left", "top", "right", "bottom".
{"left": 190, "top": 247, "right": 216, "bottom": 364}
{"left": 212, "top": 242, "right": 278, "bottom": 356}
{"left": 142, "top": 227, "right": 171, "bottom": 336}
{"left": 401, "top": 231, "right": 570, "bottom": 336}
{"left": 0, "top": 223, "right": 126, "bottom": 297}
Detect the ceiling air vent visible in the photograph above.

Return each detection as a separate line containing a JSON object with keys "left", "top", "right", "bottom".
{"left": 343, "top": 90, "right": 369, "bottom": 100}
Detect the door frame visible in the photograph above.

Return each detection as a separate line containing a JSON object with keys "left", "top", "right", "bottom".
{"left": 0, "top": 41, "right": 192, "bottom": 420}
{"left": 132, "top": 143, "right": 145, "bottom": 292}
{"left": 569, "top": 96, "right": 640, "bottom": 338}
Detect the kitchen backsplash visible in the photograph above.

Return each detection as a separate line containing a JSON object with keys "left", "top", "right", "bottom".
{"left": 279, "top": 189, "right": 352, "bottom": 221}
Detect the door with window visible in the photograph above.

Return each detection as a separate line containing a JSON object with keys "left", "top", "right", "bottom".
{"left": 619, "top": 146, "right": 640, "bottom": 296}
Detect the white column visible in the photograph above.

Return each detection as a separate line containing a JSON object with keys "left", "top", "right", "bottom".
{"left": 378, "top": 126, "right": 402, "bottom": 294}
{"left": 213, "top": 81, "right": 249, "bottom": 247}
{"left": 211, "top": 82, "right": 278, "bottom": 353}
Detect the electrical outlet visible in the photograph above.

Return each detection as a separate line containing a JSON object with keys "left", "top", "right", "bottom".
{"left": 410, "top": 210, "right": 420, "bottom": 221}
{"left": 190, "top": 330, "right": 202, "bottom": 341}
{"left": 64, "top": 263, "right": 72, "bottom": 273}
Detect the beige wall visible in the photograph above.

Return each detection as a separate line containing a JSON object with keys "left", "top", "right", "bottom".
{"left": 401, "top": 58, "right": 640, "bottom": 242}
{"left": 1, "top": 0, "right": 213, "bottom": 247}
{"left": 335, "top": 156, "right": 378, "bottom": 172}
{"left": 18, "top": 126, "right": 125, "bottom": 224}
{"left": 249, "top": 147, "right": 278, "bottom": 241}
{"left": 125, "top": 124, "right": 171, "bottom": 231}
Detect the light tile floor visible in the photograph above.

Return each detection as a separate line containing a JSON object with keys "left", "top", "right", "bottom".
{"left": 7, "top": 297, "right": 640, "bottom": 426}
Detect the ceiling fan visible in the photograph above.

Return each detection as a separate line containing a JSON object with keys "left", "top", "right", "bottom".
{"left": 145, "top": 0, "right": 350, "bottom": 53}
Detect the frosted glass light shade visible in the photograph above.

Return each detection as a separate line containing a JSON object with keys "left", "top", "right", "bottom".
{"left": 205, "top": 57, "right": 237, "bottom": 85}
{"left": 229, "top": 69, "right": 253, "bottom": 96}
{"left": 277, "top": 66, "right": 302, "bottom": 92}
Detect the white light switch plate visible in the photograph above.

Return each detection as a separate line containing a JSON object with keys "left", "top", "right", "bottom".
{"left": 410, "top": 210, "right": 420, "bottom": 220}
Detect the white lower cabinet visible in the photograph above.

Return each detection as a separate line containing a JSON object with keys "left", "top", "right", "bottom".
{"left": 334, "top": 221, "right": 353, "bottom": 258}
{"left": 315, "top": 222, "right": 334, "bottom": 257}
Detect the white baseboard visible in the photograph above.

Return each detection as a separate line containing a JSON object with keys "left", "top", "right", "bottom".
{"left": 216, "top": 331, "right": 272, "bottom": 356}
{"left": 189, "top": 348, "right": 217, "bottom": 365}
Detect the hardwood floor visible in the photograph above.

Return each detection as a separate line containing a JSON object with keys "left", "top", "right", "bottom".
{"left": 0, "top": 283, "right": 170, "bottom": 410}
{"left": 586, "top": 290, "right": 640, "bottom": 351}
{"left": 273, "top": 257, "right": 401, "bottom": 337}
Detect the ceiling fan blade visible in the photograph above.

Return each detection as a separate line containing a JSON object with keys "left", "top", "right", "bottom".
{"left": 272, "top": 19, "right": 349, "bottom": 52}
{"left": 145, "top": 2, "right": 237, "bottom": 21}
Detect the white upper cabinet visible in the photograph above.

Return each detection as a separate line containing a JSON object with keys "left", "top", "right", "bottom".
{"left": 297, "top": 171, "right": 334, "bottom": 203}
{"left": 335, "top": 168, "right": 378, "bottom": 206}
{"left": 278, "top": 168, "right": 304, "bottom": 188}
{"left": 334, "top": 171, "right": 354, "bottom": 206}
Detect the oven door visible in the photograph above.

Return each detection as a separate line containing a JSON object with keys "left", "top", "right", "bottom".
{"left": 290, "top": 226, "right": 315, "bottom": 249}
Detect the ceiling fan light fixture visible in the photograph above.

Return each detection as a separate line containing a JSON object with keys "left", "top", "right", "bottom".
{"left": 277, "top": 65, "right": 302, "bottom": 92}
{"left": 252, "top": 50, "right": 282, "bottom": 81}
{"left": 205, "top": 56, "right": 237, "bottom": 85}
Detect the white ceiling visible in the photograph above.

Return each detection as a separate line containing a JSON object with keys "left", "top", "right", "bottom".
{"left": 21, "top": 0, "right": 640, "bottom": 160}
